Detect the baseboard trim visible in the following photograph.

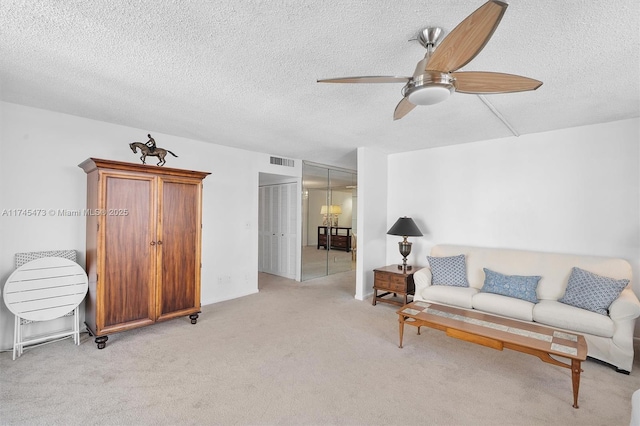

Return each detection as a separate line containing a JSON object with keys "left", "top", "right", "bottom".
{"left": 356, "top": 291, "right": 374, "bottom": 302}
{"left": 201, "top": 289, "right": 259, "bottom": 306}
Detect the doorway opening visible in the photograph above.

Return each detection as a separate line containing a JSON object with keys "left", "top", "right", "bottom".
{"left": 258, "top": 173, "right": 300, "bottom": 281}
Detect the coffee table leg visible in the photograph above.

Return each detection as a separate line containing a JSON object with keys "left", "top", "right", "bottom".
{"left": 398, "top": 315, "right": 405, "bottom": 348}
{"left": 571, "top": 359, "right": 581, "bottom": 408}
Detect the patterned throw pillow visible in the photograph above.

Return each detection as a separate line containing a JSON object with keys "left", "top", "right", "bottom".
{"left": 427, "top": 254, "right": 469, "bottom": 287}
{"left": 559, "top": 267, "right": 629, "bottom": 315}
{"left": 480, "top": 268, "right": 541, "bottom": 303}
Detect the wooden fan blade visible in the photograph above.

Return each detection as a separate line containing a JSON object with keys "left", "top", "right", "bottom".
{"left": 452, "top": 71, "right": 542, "bottom": 93}
{"left": 317, "top": 76, "right": 410, "bottom": 84}
{"left": 393, "top": 97, "right": 416, "bottom": 120}
{"left": 426, "top": 0, "right": 508, "bottom": 72}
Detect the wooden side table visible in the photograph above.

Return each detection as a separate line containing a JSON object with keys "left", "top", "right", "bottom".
{"left": 317, "top": 226, "right": 352, "bottom": 252}
{"left": 372, "top": 265, "right": 415, "bottom": 306}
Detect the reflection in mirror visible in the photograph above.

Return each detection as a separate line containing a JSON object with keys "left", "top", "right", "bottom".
{"left": 302, "top": 162, "right": 357, "bottom": 281}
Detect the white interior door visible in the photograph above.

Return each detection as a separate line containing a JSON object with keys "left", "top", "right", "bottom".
{"left": 258, "top": 183, "right": 297, "bottom": 279}
{"left": 279, "top": 183, "right": 297, "bottom": 278}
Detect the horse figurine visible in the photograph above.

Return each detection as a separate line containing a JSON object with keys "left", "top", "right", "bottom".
{"left": 129, "top": 142, "right": 178, "bottom": 166}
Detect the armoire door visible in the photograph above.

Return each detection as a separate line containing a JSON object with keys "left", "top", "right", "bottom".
{"left": 100, "top": 172, "right": 157, "bottom": 333}
{"left": 157, "top": 177, "right": 202, "bottom": 320}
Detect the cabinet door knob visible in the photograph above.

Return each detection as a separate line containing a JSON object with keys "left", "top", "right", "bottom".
{"left": 150, "top": 241, "right": 156, "bottom": 246}
{"left": 157, "top": 240, "right": 163, "bottom": 245}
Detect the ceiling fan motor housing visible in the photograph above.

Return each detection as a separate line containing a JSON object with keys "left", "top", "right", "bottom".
{"left": 404, "top": 72, "right": 454, "bottom": 105}
{"left": 417, "top": 27, "right": 444, "bottom": 48}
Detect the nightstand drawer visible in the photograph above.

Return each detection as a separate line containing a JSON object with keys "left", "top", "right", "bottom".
{"left": 389, "top": 275, "right": 406, "bottom": 288}
{"left": 387, "top": 280, "right": 407, "bottom": 292}
{"left": 332, "top": 239, "right": 348, "bottom": 248}
{"left": 374, "top": 273, "right": 408, "bottom": 291}
{"left": 374, "top": 271, "right": 391, "bottom": 284}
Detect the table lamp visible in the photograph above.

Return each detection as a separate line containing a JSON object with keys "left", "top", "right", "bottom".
{"left": 387, "top": 217, "right": 423, "bottom": 271}
{"left": 329, "top": 205, "right": 342, "bottom": 226}
{"left": 320, "top": 205, "right": 329, "bottom": 226}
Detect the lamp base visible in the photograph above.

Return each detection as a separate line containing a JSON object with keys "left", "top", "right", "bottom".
{"left": 398, "top": 240, "right": 412, "bottom": 273}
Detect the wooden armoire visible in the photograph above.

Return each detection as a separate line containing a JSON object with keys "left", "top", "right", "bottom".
{"left": 79, "top": 158, "right": 210, "bottom": 349}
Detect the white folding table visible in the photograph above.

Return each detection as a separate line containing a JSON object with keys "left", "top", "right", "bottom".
{"left": 3, "top": 257, "right": 88, "bottom": 360}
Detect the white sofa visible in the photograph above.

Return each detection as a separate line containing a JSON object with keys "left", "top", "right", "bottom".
{"left": 413, "top": 244, "right": 640, "bottom": 373}
{"left": 632, "top": 389, "right": 640, "bottom": 425}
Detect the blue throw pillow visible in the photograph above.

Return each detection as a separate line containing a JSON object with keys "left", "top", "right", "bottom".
{"left": 427, "top": 254, "right": 469, "bottom": 287}
{"left": 480, "top": 268, "right": 541, "bottom": 303}
{"left": 559, "top": 267, "right": 629, "bottom": 315}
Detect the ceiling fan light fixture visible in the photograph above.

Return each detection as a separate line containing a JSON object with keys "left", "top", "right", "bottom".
{"left": 407, "top": 85, "right": 452, "bottom": 105}
{"left": 404, "top": 72, "right": 454, "bottom": 105}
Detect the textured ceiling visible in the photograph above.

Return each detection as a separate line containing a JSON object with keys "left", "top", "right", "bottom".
{"left": 1, "top": 1, "right": 638, "bottom": 170}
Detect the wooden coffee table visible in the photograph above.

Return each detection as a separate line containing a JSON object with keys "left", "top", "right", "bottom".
{"left": 397, "top": 301, "right": 587, "bottom": 408}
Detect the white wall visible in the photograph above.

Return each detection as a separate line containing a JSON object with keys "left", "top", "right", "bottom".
{"left": 387, "top": 118, "right": 640, "bottom": 331}
{"left": 331, "top": 190, "right": 354, "bottom": 229}
{"left": 355, "top": 147, "right": 388, "bottom": 301}
{"left": 306, "top": 188, "right": 327, "bottom": 246}
{"left": 0, "top": 102, "right": 301, "bottom": 350}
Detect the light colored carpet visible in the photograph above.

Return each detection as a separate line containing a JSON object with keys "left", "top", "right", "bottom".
{"left": 1, "top": 271, "right": 638, "bottom": 425}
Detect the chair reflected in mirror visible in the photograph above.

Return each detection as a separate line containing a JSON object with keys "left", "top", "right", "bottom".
{"left": 351, "top": 233, "right": 357, "bottom": 262}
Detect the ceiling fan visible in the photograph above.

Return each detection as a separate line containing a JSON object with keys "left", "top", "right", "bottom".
{"left": 317, "top": 0, "right": 542, "bottom": 120}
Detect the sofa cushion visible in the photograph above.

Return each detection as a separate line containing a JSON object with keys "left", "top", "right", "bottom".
{"left": 559, "top": 267, "right": 629, "bottom": 315}
{"left": 427, "top": 254, "right": 469, "bottom": 287}
{"left": 533, "top": 300, "right": 614, "bottom": 338}
{"left": 472, "top": 292, "right": 535, "bottom": 322}
{"left": 480, "top": 268, "right": 541, "bottom": 303}
{"left": 421, "top": 285, "right": 478, "bottom": 309}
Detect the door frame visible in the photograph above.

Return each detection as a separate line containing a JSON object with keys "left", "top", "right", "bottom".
{"left": 258, "top": 173, "right": 302, "bottom": 281}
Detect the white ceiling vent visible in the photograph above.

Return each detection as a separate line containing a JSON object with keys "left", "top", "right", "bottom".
{"left": 270, "top": 156, "right": 294, "bottom": 167}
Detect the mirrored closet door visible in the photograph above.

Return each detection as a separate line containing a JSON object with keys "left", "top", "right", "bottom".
{"left": 302, "top": 162, "right": 357, "bottom": 281}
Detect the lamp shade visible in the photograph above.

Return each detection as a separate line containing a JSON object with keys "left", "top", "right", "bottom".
{"left": 387, "top": 217, "right": 423, "bottom": 237}
{"left": 321, "top": 205, "right": 342, "bottom": 214}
